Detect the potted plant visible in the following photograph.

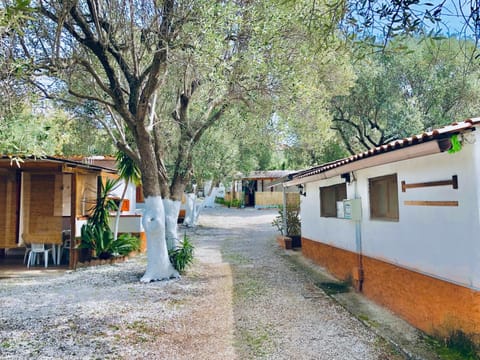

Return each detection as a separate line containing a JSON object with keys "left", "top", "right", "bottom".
{"left": 272, "top": 206, "right": 301, "bottom": 248}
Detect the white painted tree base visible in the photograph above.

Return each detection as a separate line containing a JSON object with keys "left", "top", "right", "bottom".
{"left": 140, "top": 196, "right": 179, "bottom": 282}
{"left": 183, "top": 193, "right": 196, "bottom": 227}
{"left": 164, "top": 198, "right": 181, "bottom": 251}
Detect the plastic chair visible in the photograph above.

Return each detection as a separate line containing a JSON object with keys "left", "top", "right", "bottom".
{"left": 27, "top": 243, "right": 52, "bottom": 268}
{"left": 61, "top": 230, "right": 72, "bottom": 264}
{"left": 23, "top": 243, "right": 32, "bottom": 264}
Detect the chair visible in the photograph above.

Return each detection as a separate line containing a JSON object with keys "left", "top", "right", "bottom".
{"left": 27, "top": 243, "right": 52, "bottom": 268}
{"left": 23, "top": 243, "right": 32, "bottom": 265}
{"left": 61, "top": 230, "right": 72, "bottom": 265}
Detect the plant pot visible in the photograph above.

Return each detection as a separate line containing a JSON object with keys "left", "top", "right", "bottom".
{"left": 289, "top": 235, "right": 301, "bottom": 248}
{"left": 276, "top": 235, "right": 292, "bottom": 249}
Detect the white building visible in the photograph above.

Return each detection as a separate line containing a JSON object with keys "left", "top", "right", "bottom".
{"left": 284, "top": 118, "right": 480, "bottom": 340}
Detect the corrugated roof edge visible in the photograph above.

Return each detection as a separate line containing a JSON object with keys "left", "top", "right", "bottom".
{"left": 290, "top": 117, "right": 480, "bottom": 182}
{"left": 0, "top": 155, "right": 117, "bottom": 173}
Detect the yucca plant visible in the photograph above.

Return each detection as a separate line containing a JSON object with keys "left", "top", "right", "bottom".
{"left": 168, "top": 234, "right": 195, "bottom": 274}
{"left": 80, "top": 178, "right": 119, "bottom": 259}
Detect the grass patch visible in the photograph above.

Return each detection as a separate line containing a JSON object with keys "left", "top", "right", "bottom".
{"left": 425, "top": 331, "right": 479, "bottom": 360}
{"left": 238, "top": 325, "right": 274, "bottom": 358}
{"left": 223, "top": 253, "right": 251, "bottom": 265}
{"left": 316, "top": 281, "right": 350, "bottom": 295}
{"left": 234, "top": 276, "right": 262, "bottom": 300}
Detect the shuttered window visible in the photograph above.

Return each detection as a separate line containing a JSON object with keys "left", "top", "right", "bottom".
{"left": 320, "top": 183, "right": 346, "bottom": 217}
{"left": 369, "top": 174, "right": 399, "bottom": 221}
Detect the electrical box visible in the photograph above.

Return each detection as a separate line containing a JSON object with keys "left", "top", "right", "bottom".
{"left": 343, "top": 199, "right": 362, "bottom": 221}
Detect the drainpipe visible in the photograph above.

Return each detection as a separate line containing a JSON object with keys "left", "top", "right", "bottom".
{"left": 353, "top": 173, "right": 364, "bottom": 292}
{"left": 282, "top": 185, "right": 287, "bottom": 235}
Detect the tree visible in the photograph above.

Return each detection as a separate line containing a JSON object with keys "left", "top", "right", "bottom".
{"left": 331, "top": 36, "right": 480, "bottom": 154}
{"left": 9, "top": 0, "right": 351, "bottom": 281}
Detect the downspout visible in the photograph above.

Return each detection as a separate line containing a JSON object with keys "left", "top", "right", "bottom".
{"left": 282, "top": 185, "right": 287, "bottom": 235}
{"left": 353, "top": 172, "right": 364, "bottom": 292}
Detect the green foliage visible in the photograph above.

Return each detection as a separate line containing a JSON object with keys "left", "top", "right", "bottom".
{"left": 448, "top": 134, "right": 463, "bottom": 154}
{"left": 215, "top": 197, "right": 243, "bottom": 208}
{"left": 426, "top": 330, "right": 479, "bottom": 360}
{"left": 113, "top": 234, "right": 141, "bottom": 256}
{"left": 80, "top": 178, "right": 120, "bottom": 259}
{"left": 88, "top": 179, "right": 119, "bottom": 228}
{"left": 80, "top": 224, "right": 114, "bottom": 260}
{"left": 332, "top": 36, "right": 480, "bottom": 154}
{"left": 272, "top": 206, "right": 301, "bottom": 236}
{"left": 168, "top": 234, "right": 195, "bottom": 274}
{"left": 116, "top": 151, "right": 141, "bottom": 186}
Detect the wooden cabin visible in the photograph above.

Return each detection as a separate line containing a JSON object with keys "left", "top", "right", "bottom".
{"left": 0, "top": 156, "right": 116, "bottom": 268}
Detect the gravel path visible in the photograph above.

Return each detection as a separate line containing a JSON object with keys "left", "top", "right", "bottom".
{"left": 0, "top": 206, "right": 400, "bottom": 359}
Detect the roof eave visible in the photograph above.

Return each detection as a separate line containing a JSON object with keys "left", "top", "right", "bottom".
{"left": 284, "top": 139, "right": 445, "bottom": 187}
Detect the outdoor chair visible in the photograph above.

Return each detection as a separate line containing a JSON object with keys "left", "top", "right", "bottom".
{"left": 23, "top": 243, "right": 31, "bottom": 265}
{"left": 61, "top": 230, "right": 72, "bottom": 264}
{"left": 27, "top": 243, "right": 52, "bottom": 268}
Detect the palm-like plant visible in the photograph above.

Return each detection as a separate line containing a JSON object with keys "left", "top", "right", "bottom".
{"left": 80, "top": 178, "right": 119, "bottom": 258}
{"left": 113, "top": 150, "right": 142, "bottom": 240}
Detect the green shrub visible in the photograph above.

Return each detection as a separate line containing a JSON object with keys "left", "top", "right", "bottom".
{"left": 272, "top": 206, "right": 301, "bottom": 236}
{"left": 169, "top": 234, "right": 195, "bottom": 273}
{"left": 214, "top": 197, "right": 243, "bottom": 208}
{"left": 113, "top": 233, "right": 141, "bottom": 256}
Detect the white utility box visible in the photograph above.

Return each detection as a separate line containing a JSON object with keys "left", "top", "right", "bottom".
{"left": 343, "top": 199, "right": 362, "bottom": 221}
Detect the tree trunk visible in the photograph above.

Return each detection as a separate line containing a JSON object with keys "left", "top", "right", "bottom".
{"left": 140, "top": 196, "right": 179, "bottom": 282}
{"left": 183, "top": 193, "right": 196, "bottom": 227}
{"left": 163, "top": 198, "right": 181, "bottom": 251}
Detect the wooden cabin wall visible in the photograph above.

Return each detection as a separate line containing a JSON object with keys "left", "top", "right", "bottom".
{"left": 75, "top": 174, "right": 98, "bottom": 217}
{"left": 24, "top": 173, "right": 62, "bottom": 235}
{"left": 0, "top": 170, "right": 18, "bottom": 248}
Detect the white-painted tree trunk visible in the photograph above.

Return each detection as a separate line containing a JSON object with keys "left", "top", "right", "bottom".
{"left": 183, "top": 193, "right": 196, "bottom": 227}
{"left": 203, "top": 187, "right": 219, "bottom": 207}
{"left": 140, "top": 196, "right": 179, "bottom": 282}
{"left": 163, "top": 198, "right": 181, "bottom": 251}
{"left": 193, "top": 198, "right": 203, "bottom": 225}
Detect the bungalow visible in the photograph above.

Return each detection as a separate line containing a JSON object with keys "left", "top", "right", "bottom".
{"left": 228, "top": 170, "right": 299, "bottom": 208}
{"left": 284, "top": 118, "right": 480, "bottom": 341}
{"left": 0, "top": 156, "right": 144, "bottom": 269}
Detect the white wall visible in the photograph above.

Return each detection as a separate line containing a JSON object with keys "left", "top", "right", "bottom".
{"left": 301, "top": 133, "right": 480, "bottom": 289}
{"left": 110, "top": 180, "right": 138, "bottom": 213}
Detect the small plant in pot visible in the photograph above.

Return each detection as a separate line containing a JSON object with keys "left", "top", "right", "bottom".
{"left": 272, "top": 205, "right": 301, "bottom": 248}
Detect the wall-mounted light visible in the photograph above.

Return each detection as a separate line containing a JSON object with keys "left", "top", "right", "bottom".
{"left": 341, "top": 172, "right": 351, "bottom": 183}
{"left": 298, "top": 184, "right": 306, "bottom": 197}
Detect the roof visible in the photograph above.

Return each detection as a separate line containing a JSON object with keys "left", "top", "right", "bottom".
{"left": 239, "top": 170, "right": 298, "bottom": 180}
{"left": 286, "top": 117, "right": 480, "bottom": 186}
{"left": 0, "top": 155, "right": 117, "bottom": 173}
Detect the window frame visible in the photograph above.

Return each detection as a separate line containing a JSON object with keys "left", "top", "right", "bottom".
{"left": 319, "top": 183, "right": 347, "bottom": 218}
{"left": 369, "top": 173, "right": 399, "bottom": 221}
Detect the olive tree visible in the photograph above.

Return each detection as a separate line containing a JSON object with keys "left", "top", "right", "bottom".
{"left": 9, "top": 0, "right": 349, "bottom": 281}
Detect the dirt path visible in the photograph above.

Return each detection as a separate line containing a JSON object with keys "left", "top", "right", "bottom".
{"left": 188, "top": 206, "right": 402, "bottom": 360}
{"left": 0, "top": 206, "right": 404, "bottom": 360}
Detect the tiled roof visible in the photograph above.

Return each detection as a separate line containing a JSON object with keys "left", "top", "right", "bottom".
{"left": 292, "top": 117, "right": 480, "bottom": 182}
{"left": 240, "top": 170, "right": 298, "bottom": 180}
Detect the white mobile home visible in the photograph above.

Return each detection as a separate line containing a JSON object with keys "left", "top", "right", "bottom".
{"left": 285, "top": 118, "right": 480, "bottom": 340}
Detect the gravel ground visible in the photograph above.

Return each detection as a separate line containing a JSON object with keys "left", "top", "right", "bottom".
{"left": 0, "top": 206, "right": 401, "bottom": 359}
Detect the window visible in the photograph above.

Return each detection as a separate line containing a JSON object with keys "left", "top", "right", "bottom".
{"left": 369, "top": 174, "right": 399, "bottom": 221}
{"left": 320, "top": 183, "right": 347, "bottom": 217}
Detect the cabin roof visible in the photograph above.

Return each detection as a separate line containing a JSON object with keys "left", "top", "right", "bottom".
{"left": 286, "top": 117, "right": 480, "bottom": 186}
{"left": 0, "top": 155, "right": 117, "bottom": 173}
{"left": 239, "top": 170, "right": 298, "bottom": 180}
